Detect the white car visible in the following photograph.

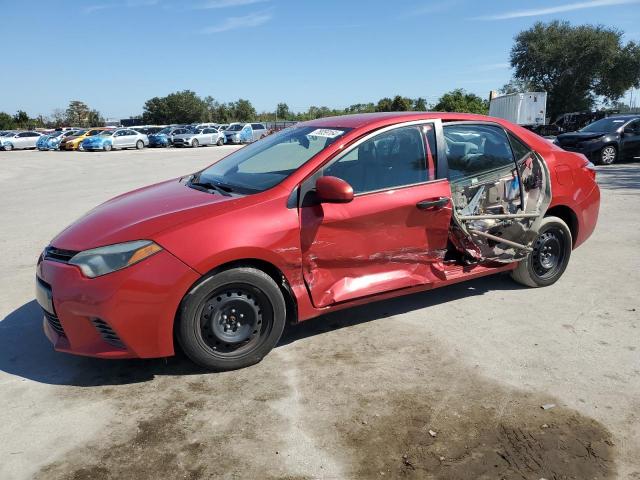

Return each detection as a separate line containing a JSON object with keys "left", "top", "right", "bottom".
{"left": 172, "top": 127, "right": 225, "bottom": 148}
{"left": 80, "top": 128, "right": 149, "bottom": 151}
{"left": 223, "top": 123, "right": 268, "bottom": 144}
{"left": 0, "top": 131, "right": 42, "bottom": 151}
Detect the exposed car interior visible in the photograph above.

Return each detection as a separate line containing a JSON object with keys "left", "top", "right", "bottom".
{"left": 443, "top": 123, "right": 550, "bottom": 262}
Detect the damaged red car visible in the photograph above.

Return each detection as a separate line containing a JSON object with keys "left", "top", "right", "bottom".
{"left": 36, "top": 113, "right": 600, "bottom": 370}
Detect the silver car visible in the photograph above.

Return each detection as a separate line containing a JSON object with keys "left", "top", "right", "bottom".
{"left": 223, "top": 123, "right": 268, "bottom": 144}
{"left": 0, "top": 131, "right": 42, "bottom": 151}
{"left": 81, "top": 128, "right": 149, "bottom": 151}
{"left": 172, "top": 127, "right": 225, "bottom": 148}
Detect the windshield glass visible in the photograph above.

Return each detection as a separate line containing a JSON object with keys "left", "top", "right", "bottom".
{"left": 226, "top": 124, "right": 244, "bottom": 131}
{"left": 580, "top": 118, "right": 627, "bottom": 133}
{"left": 69, "top": 130, "right": 85, "bottom": 136}
{"left": 157, "top": 127, "right": 173, "bottom": 134}
{"left": 196, "top": 126, "right": 351, "bottom": 193}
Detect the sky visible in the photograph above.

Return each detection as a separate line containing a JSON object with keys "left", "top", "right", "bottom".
{"left": 1, "top": 0, "right": 639, "bottom": 120}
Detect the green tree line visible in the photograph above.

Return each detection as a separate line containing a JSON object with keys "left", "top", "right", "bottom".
{"left": 0, "top": 100, "right": 104, "bottom": 130}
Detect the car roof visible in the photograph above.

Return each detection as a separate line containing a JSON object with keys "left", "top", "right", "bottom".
{"left": 301, "top": 112, "right": 497, "bottom": 129}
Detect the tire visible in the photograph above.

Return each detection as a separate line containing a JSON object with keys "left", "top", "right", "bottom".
{"left": 597, "top": 145, "right": 617, "bottom": 165}
{"left": 103, "top": 143, "right": 112, "bottom": 152}
{"left": 78, "top": 144, "right": 84, "bottom": 151}
{"left": 192, "top": 139, "right": 199, "bottom": 148}
{"left": 177, "top": 267, "right": 286, "bottom": 371}
{"left": 136, "top": 140, "right": 144, "bottom": 150}
{"left": 511, "top": 216, "right": 572, "bottom": 288}
{"left": 3, "top": 143, "right": 13, "bottom": 151}
{"left": 217, "top": 137, "right": 224, "bottom": 146}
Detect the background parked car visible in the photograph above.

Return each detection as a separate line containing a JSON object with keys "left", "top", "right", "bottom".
{"left": 172, "top": 127, "right": 225, "bottom": 147}
{"left": 36, "top": 130, "right": 81, "bottom": 150}
{"left": 134, "top": 126, "right": 164, "bottom": 136}
{"left": 0, "top": 131, "right": 42, "bottom": 151}
{"left": 148, "top": 127, "right": 191, "bottom": 147}
{"left": 81, "top": 129, "right": 148, "bottom": 151}
{"left": 223, "top": 123, "right": 267, "bottom": 144}
{"left": 61, "top": 128, "right": 114, "bottom": 150}
{"left": 555, "top": 115, "right": 640, "bottom": 165}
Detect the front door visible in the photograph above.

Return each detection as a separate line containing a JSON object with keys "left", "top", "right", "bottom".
{"left": 300, "top": 122, "right": 452, "bottom": 308}
{"left": 622, "top": 119, "right": 640, "bottom": 159}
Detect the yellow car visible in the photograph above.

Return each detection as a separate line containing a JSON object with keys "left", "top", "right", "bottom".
{"left": 61, "top": 128, "right": 113, "bottom": 151}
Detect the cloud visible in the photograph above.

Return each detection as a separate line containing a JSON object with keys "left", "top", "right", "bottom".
{"left": 83, "top": 4, "right": 113, "bottom": 13}
{"left": 201, "top": 11, "right": 272, "bottom": 33}
{"left": 196, "top": 0, "right": 269, "bottom": 9}
{"left": 84, "top": 0, "right": 159, "bottom": 14}
{"left": 475, "top": 0, "right": 640, "bottom": 20}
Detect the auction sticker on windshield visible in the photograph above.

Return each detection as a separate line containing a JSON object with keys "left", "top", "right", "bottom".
{"left": 308, "top": 128, "right": 345, "bottom": 138}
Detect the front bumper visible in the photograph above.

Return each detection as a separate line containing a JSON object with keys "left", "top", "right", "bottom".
{"left": 36, "top": 249, "right": 200, "bottom": 359}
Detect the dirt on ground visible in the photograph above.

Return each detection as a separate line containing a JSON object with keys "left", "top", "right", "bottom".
{"left": 36, "top": 317, "right": 614, "bottom": 480}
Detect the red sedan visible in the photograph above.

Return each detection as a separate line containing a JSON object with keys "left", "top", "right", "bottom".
{"left": 36, "top": 113, "right": 600, "bottom": 370}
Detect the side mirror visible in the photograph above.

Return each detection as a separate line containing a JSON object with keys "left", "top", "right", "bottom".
{"left": 315, "top": 176, "right": 354, "bottom": 204}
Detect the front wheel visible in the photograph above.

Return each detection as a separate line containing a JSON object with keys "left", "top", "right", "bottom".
{"left": 3, "top": 143, "right": 13, "bottom": 151}
{"left": 192, "top": 139, "right": 199, "bottom": 148}
{"left": 78, "top": 144, "right": 84, "bottom": 151}
{"left": 136, "top": 140, "right": 144, "bottom": 150}
{"left": 177, "top": 267, "right": 286, "bottom": 371}
{"left": 511, "top": 216, "right": 572, "bottom": 288}
{"left": 597, "top": 145, "right": 617, "bottom": 165}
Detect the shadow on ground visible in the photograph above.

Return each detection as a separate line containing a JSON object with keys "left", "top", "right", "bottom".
{"left": 595, "top": 161, "right": 640, "bottom": 191}
{"left": 0, "top": 274, "right": 521, "bottom": 387}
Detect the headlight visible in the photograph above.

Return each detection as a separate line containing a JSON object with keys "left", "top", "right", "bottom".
{"left": 69, "top": 240, "right": 162, "bottom": 278}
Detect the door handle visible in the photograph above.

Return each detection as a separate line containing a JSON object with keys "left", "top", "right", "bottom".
{"left": 416, "top": 196, "right": 450, "bottom": 210}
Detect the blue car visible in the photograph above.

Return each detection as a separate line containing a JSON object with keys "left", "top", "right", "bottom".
{"left": 148, "top": 126, "right": 192, "bottom": 147}
{"left": 37, "top": 130, "right": 81, "bottom": 151}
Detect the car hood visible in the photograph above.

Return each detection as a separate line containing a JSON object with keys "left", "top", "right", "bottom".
{"left": 51, "top": 178, "right": 241, "bottom": 252}
{"left": 556, "top": 131, "right": 608, "bottom": 141}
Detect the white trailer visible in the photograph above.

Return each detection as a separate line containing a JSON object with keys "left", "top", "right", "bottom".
{"left": 489, "top": 92, "right": 547, "bottom": 126}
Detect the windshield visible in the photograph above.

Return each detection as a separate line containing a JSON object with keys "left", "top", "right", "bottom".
{"left": 226, "top": 124, "right": 244, "bottom": 131}
{"left": 580, "top": 117, "right": 627, "bottom": 133}
{"left": 196, "top": 126, "right": 351, "bottom": 193}
{"left": 157, "top": 127, "right": 173, "bottom": 134}
{"left": 69, "top": 130, "right": 85, "bottom": 136}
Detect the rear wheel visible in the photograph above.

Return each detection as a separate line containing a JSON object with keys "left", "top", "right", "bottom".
{"left": 78, "top": 143, "right": 84, "bottom": 151}
{"left": 511, "top": 216, "right": 572, "bottom": 288}
{"left": 598, "top": 145, "right": 617, "bottom": 165}
{"left": 136, "top": 140, "right": 144, "bottom": 150}
{"left": 177, "top": 268, "right": 286, "bottom": 371}
{"left": 103, "top": 143, "right": 112, "bottom": 152}
{"left": 217, "top": 137, "right": 224, "bottom": 146}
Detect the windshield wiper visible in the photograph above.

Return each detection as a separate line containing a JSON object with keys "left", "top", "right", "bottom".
{"left": 188, "top": 180, "right": 232, "bottom": 196}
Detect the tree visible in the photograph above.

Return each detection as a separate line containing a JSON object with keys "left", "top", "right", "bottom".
{"left": 390, "top": 95, "right": 413, "bottom": 111}
{"left": 230, "top": 99, "right": 256, "bottom": 122}
{"left": 413, "top": 97, "right": 428, "bottom": 111}
{"left": 142, "top": 90, "right": 208, "bottom": 124}
{"left": 499, "top": 78, "right": 535, "bottom": 94}
{"left": 0, "top": 112, "right": 15, "bottom": 130}
{"left": 65, "top": 101, "right": 91, "bottom": 126}
{"left": 375, "top": 97, "right": 393, "bottom": 112}
{"left": 344, "top": 103, "right": 376, "bottom": 114}
{"left": 87, "top": 109, "right": 105, "bottom": 127}
{"left": 13, "top": 110, "right": 30, "bottom": 128}
{"left": 50, "top": 109, "right": 67, "bottom": 128}
{"left": 509, "top": 21, "right": 640, "bottom": 119}
{"left": 276, "top": 102, "right": 290, "bottom": 120}
{"left": 433, "top": 89, "right": 488, "bottom": 114}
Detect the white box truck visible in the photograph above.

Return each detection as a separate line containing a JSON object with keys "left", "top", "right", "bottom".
{"left": 489, "top": 92, "right": 547, "bottom": 126}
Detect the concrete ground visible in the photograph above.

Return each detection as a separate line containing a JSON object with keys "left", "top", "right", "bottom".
{"left": 0, "top": 146, "right": 638, "bottom": 479}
